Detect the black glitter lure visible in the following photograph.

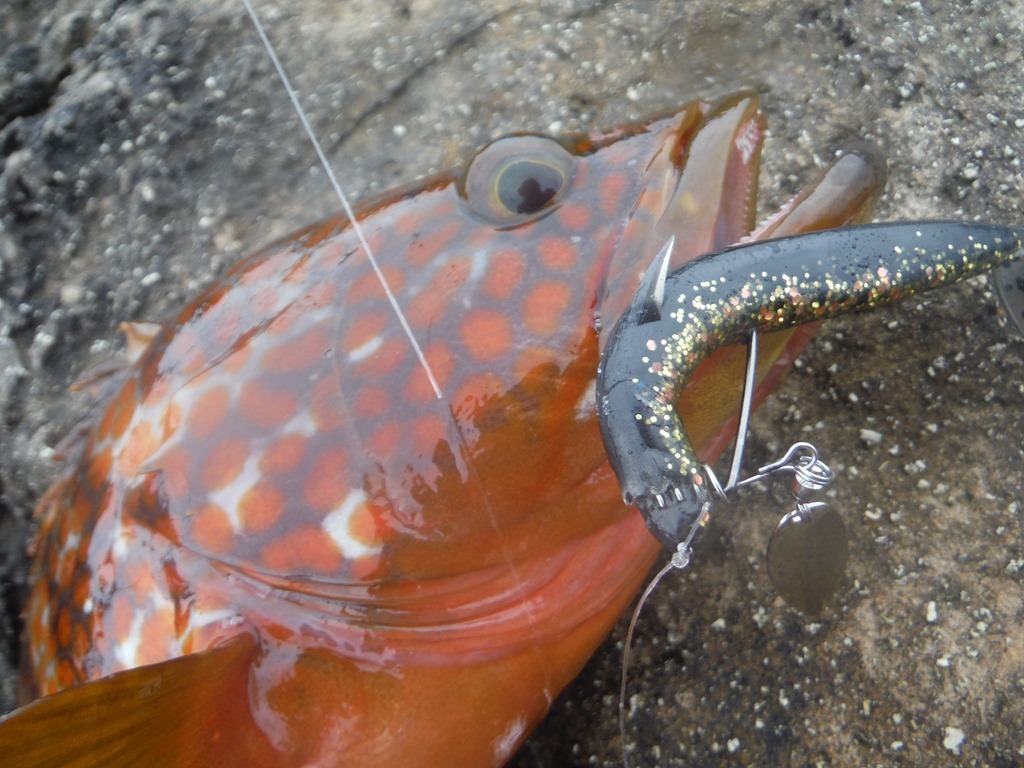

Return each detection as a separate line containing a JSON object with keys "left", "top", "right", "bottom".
{"left": 597, "top": 221, "right": 1024, "bottom": 550}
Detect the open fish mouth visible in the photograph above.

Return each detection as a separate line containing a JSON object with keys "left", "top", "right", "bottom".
{"left": 655, "top": 91, "right": 766, "bottom": 255}
{"left": 596, "top": 92, "right": 767, "bottom": 330}
{"left": 608, "top": 90, "right": 886, "bottom": 304}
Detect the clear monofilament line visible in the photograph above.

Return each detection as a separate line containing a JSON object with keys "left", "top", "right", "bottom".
{"left": 619, "top": 542, "right": 693, "bottom": 768}
{"left": 240, "top": 0, "right": 443, "bottom": 400}
{"left": 240, "top": 1, "right": 550, "bottom": 684}
{"left": 726, "top": 329, "right": 759, "bottom": 491}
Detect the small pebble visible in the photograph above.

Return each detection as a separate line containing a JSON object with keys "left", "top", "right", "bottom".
{"left": 860, "top": 428, "right": 883, "bottom": 445}
{"left": 943, "top": 726, "right": 965, "bottom": 753}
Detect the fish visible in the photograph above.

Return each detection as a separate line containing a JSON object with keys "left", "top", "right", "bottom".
{"left": 0, "top": 88, "right": 891, "bottom": 766}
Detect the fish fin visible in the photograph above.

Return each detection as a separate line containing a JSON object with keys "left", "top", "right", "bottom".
{"left": 0, "top": 634, "right": 273, "bottom": 767}
{"left": 68, "top": 358, "right": 125, "bottom": 394}
{"left": 68, "top": 322, "right": 160, "bottom": 396}
{"left": 120, "top": 320, "right": 163, "bottom": 360}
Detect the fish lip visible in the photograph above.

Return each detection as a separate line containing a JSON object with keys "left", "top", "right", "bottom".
{"left": 597, "top": 92, "right": 766, "bottom": 335}
{"left": 657, "top": 90, "right": 765, "bottom": 253}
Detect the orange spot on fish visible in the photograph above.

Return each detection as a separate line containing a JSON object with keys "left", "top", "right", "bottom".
{"left": 522, "top": 280, "right": 571, "bottom": 336}
{"left": 600, "top": 172, "right": 629, "bottom": 216}
{"left": 260, "top": 525, "right": 342, "bottom": 575}
{"left": 239, "top": 380, "right": 298, "bottom": 428}
{"left": 109, "top": 593, "right": 134, "bottom": 646}
{"left": 348, "top": 501, "right": 380, "bottom": 548}
{"left": 188, "top": 386, "right": 230, "bottom": 440}
{"left": 303, "top": 447, "right": 349, "bottom": 511}
{"left": 343, "top": 310, "right": 388, "bottom": 354}
{"left": 516, "top": 346, "right": 557, "bottom": 382}
{"left": 484, "top": 248, "right": 526, "bottom": 300}
{"left": 138, "top": 605, "right": 175, "bottom": 666}
{"left": 262, "top": 325, "right": 332, "bottom": 372}
{"left": 351, "top": 337, "right": 407, "bottom": 377}
{"left": 460, "top": 309, "right": 513, "bottom": 362}
{"left": 410, "top": 414, "right": 446, "bottom": 456}
{"left": 348, "top": 265, "right": 405, "bottom": 304}
{"left": 557, "top": 201, "right": 591, "bottom": 230}
{"left": 190, "top": 503, "right": 235, "bottom": 554}
{"left": 261, "top": 434, "right": 307, "bottom": 476}
{"left": 538, "top": 235, "right": 578, "bottom": 271}
{"left": 86, "top": 449, "right": 112, "bottom": 490}
{"left": 222, "top": 345, "right": 251, "bottom": 373}
{"left": 56, "top": 660, "right": 75, "bottom": 689}
{"left": 152, "top": 445, "right": 191, "bottom": 499}
{"left": 72, "top": 573, "right": 90, "bottom": 610}
{"left": 200, "top": 437, "right": 249, "bottom": 491}
{"left": 56, "top": 609, "right": 71, "bottom": 649}
{"left": 355, "top": 387, "right": 390, "bottom": 417}
{"left": 239, "top": 482, "right": 286, "bottom": 534}
{"left": 116, "top": 419, "right": 155, "bottom": 477}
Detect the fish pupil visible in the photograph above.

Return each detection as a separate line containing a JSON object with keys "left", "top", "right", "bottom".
{"left": 497, "top": 160, "right": 562, "bottom": 214}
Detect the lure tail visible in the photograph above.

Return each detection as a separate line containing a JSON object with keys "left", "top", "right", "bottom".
{"left": 598, "top": 221, "right": 1024, "bottom": 549}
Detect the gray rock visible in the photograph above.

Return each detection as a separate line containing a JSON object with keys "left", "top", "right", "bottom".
{"left": 1, "top": 0, "right": 1021, "bottom": 764}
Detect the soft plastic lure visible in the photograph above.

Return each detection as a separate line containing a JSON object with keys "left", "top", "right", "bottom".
{"left": 597, "top": 222, "right": 1024, "bottom": 550}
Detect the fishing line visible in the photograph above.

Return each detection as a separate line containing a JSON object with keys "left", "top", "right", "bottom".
{"left": 241, "top": 0, "right": 551, "bottom": 692}
{"left": 619, "top": 543, "right": 694, "bottom": 768}
{"left": 241, "top": 0, "right": 443, "bottom": 400}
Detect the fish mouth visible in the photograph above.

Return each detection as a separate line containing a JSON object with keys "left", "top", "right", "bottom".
{"left": 653, "top": 90, "right": 766, "bottom": 258}
{"left": 595, "top": 92, "right": 887, "bottom": 460}
{"left": 600, "top": 92, "right": 767, "bottom": 326}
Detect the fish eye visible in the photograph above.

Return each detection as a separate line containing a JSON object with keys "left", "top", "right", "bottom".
{"left": 461, "top": 135, "right": 575, "bottom": 226}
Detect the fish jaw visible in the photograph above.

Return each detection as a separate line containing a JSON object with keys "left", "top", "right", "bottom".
{"left": 600, "top": 92, "right": 766, "bottom": 330}
{"left": 598, "top": 94, "right": 889, "bottom": 462}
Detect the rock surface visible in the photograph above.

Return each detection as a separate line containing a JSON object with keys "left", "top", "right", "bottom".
{"left": 1, "top": 0, "right": 1021, "bottom": 765}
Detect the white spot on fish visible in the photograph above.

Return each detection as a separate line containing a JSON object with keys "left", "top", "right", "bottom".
{"left": 114, "top": 609, "right": 146, "bottom": 668}
{"left": 189, "top": 606, "right": 242, "bottom": 630}
{"left": 112, "top": 524, "right": 132, "bottom": 559}
{"left": 322, "top": 489, "right": 380, "bottom": 558}
{"left": 348, "top": 335, "right": 383, "bottom": 363}
{"left": 208, "top": 452, "right": 265, "bottom": 533}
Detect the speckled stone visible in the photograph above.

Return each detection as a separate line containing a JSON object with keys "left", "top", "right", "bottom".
{"left": 1, "top": 1, "right": 1021, "bottom": 765}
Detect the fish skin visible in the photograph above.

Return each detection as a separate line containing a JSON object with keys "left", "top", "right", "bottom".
{"left": 10, "top": 93, "right": 884, "bottom": 766}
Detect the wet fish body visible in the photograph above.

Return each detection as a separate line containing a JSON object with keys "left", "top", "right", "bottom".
{"left": 3, "top": 92, "right": 888, "bottom": 766}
